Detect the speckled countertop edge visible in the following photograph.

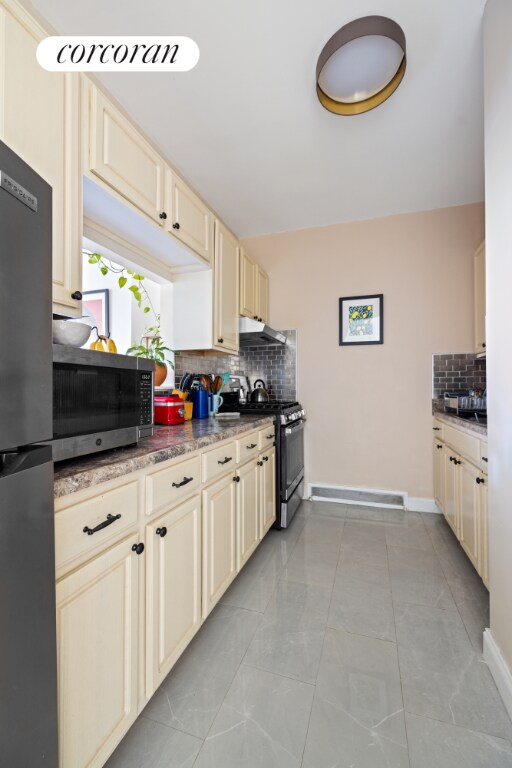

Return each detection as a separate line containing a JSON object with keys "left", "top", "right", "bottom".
{"left": 432, "top": 402, "right": 487, "bottom": 437}
{"left": 54, "top": 415, "right": 274, "bottom": 499}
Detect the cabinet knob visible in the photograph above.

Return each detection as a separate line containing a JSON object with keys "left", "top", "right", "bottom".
{"left": 449, "top": 456, "right": 454, "bottom": 462}
{"left": 131, "top": 542, "right": 145, "bottom": 555}
{"left": 156, "top": 527, "right": 167, "bottom": 537}
{"left": 433, "top": 427, "right": 441, "bottom": 431}
{"left": 263, "top": 455, "right": 269, "bottom": 461}
{"left": 159, "top": 211, "right": 167, "bottom": 220}
{"left": 258, "top": 317, "right": 263, "bottom": 322}
{"left": 71, "top": 290, "right": 82, "bottom": 301}
{"left": 455, "top": 459, "right": 462, "bottom": 465}
{"left": 436, "top": 444, "right": 443, "bottom": 449}
{"left": 172, "top": 222, "right": 180, "bottom": 230}
{"left": 253, "top": 316, "right": 258, "bottom": 320}
{"left": 257, "top": 461, "right": 263, "bottom": 466}
{"left": 218, "top": 338, "right": 224, "bottom": 344}
{"left": 482, "top": 456, "right": 488, "bottom": 463}
{"left": 233, "top": 475, "right": 240, "bottom": 483}
{"left": 476, "top": 477, "right": 485, "bottom": 485}
{"left": 483, "top": 342, "right": 486, "bottom": 348}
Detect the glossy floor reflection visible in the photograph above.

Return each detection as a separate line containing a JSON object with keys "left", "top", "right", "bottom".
{"left": 105, "top": 502, "right": 512, "bottom": 768}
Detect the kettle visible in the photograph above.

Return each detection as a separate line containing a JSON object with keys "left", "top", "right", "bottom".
{"left": 251, "top": 379, "right": 270, "bottom": 403}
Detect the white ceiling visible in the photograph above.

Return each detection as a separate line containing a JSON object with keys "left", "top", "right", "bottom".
{"left": 31, "top": 0, "right": 486, "bottom": 237}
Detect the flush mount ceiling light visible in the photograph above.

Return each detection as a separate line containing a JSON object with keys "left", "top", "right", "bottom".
{"left": 316, "top": 16, "right": 406, "bottom": 115}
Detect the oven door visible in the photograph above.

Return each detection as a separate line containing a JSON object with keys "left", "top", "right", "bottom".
{"left": 280, "top": 418, "right": 305, "bottom": 500}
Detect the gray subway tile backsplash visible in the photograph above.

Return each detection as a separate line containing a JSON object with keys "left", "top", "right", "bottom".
{"left": 432, "top": 352, "right": 486, "bottom": 398}
{"left": 174, "top": 329, "right": 297, "bottom": 401}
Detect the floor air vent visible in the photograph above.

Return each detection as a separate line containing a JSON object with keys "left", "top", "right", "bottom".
{"left": 309, "top": 485, "right": 405, "bottom": 509}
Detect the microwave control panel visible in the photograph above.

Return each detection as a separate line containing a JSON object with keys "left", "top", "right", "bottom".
{"left": 139, "top": 372, "right": 154, "bottom": 425}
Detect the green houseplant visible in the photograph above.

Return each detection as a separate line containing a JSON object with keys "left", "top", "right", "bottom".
{"left": 127, "top": 319, "right": 174, "bottom": 386}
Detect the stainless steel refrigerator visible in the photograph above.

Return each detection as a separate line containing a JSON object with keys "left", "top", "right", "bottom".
{"left": 0, "top": 141, "right": 58, "bottom": 764}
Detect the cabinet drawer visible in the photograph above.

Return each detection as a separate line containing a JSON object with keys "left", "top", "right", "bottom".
{"left": 202, "top": 441, "right": 236, "bottom": 484}
{"left": 146, "top": 455, "right": 201, "bottom": 516}
{"left": 55, "top": 480, "right": 139, "bottom": 573}
{"left": 236, "top": 430, "right": 260, "bottom": 463}
{"left": 443, "top": 424, "right": 480, "bottom": 464}
{"left": 259, "top": 425, "right": 275, "bottom": 452}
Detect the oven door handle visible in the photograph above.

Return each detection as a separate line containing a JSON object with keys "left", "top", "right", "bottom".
{"left": 284, "top": 420, "right": 305, "bottom": 436}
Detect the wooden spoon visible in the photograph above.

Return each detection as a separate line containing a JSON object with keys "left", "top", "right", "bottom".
{"left": 200, "top": 375, "right": 211, "bottom": 392}
{"left": 213, "top": 376, "right": 223, "bottom": 394}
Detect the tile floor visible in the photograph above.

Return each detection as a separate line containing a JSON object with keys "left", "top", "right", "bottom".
{"left": 104, "top": 501, "right": 512, "bottom": 768}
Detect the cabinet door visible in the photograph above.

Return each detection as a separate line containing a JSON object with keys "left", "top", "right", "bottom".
{"left": 478, "top": 476, "right": 489, "bottom": 588}
{"left": 0, "top": 5, "right": 82, "bottom": 315}
{"left": 89, "top": 87, "right": 165, "bottom": 223}
{"left": 166, "top": 170, "right": 213, "bottom": 263}
{"left": 237, "top": 458, "right": 259, "bottom": 569}
{"left": 255, "top": 265, "right": 269, "bottom": 324}
{"left": 433, "top": 439, "right": 445, "bottom": 510}
{"left": 202, "top": 472, "right": 237, "bottom": 617}
{"left": 146, "top": 495, "right": 202, "bottom": 696}
{"left": 459, "top": 460, "right": 480, "bottom": 570}
{"left": 260, "top": 447, "right": 276, "bottom": 537}
{"left": 240, "top": 249, "right": 256, "bottom": 318}
{"left": 56, "top": 534, "right": 140, "bottom": 768}
{"left": 214, "top": 220, "right": 239, "bottom": 352}
{"left": 442, "top": 445, "right": 459, "bottom": 536}
{"left": 474, "top": 242, "right": 486, "bottom": 354}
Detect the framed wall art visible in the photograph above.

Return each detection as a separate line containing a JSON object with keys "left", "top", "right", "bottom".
{"left": 339, "top": 294, "right": 384, "bottom": 346}
{"left": 82, "top": 289, "right": 110, "bottom": 337}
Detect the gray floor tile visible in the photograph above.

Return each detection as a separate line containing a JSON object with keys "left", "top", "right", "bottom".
{"left": 282, "top": 551, "right": 338, "bottom": 589}
{"left": 328, "top": 562, "right": 396, "bottom": 641}
{"left": 343, "top": 519, "right": 389, "bottom": 546}
{"left": 395, "top": 602, "right": 512, "bottom": 740}
{"left": 244, "top": 580, "right": 331, "bottom": 683}
{"left": 220, "top": 543, "right": 284, "bottom": 613}
{"left": 303, "top": 499, "right": 347, "bottom": 519}
{"left": 406, "top": 712, "right": 512, "bottom": 768}
{"left": 302, "top": 628, "right": 409, "bottom": 768}
{"left": 194, "top": 664, "right": 314, "bottom": 768}
{"left": 384, "top": 519, "right": 434, "bottom": 552}
{"left": 344, "top": 505, "right": 408, "bottom": 524}
{"left": 388, "top": 546, "right": 457, "bottom": 610}
{"left": 103, "top": 717, "right": 202, "bottom": 768}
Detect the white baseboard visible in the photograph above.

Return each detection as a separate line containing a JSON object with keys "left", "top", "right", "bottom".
{"left": 405, "top": 497, "right": 441, "bottom": 514}
{"left": 484, "top": 629, "right": 512, "bottom": 721}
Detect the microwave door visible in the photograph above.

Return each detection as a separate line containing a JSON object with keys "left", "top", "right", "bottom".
{"left": 0, "top": 141, "right": 52, "bottom": 449}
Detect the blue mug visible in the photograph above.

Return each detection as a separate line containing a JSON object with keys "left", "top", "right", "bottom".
{"left": 192, "top": 388, "right": 209, "bottom": 419}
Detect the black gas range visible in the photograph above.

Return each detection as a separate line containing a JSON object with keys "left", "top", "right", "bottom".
{"left": 220, "top": 398, "right": 305, "bottom": 528}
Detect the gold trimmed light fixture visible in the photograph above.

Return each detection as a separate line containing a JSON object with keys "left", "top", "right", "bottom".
{"left": 316, "top": 16, "right": 406, "bottom": 115}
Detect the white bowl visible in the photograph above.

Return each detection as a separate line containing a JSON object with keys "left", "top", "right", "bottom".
{"left": 52, "top": 320, "right": 92, "bottom": 347}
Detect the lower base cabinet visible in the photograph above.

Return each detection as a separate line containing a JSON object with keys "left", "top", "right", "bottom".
{"left": 260, "top": 447, "right": 276, "bottom": 537}
{"left": 237, "top": 457, "right": 260, "bottom": 570}
{"left": 145, "top": 495, "right": 202, "bottom": 697}
{"left": 202, "top": 472, "right": 237, "bottom": 618}
{"left": 56, "top": 533, "right": 141, "bottom": 768}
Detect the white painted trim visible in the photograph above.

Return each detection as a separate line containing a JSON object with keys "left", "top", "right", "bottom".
{"left": 406, "top": 497, "right": 441, "bottom": 514}
{"left": 483, "top": 629, "right": 512, "bottom": 722}
{"left": 306, "top": 482, "right": 405, "bottom": 510}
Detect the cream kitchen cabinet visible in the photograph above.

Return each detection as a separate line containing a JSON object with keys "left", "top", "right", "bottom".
{"left": 202, "top": 471, "right": 237, "bottom": 617}
{"left": 56, "top": 533, "right": 141, "bottom": 768}
{"left": 236, "top": 457, "right": 260, "bottom": 569}
{"left": 255, "top": 264, "right": 269, "bottom": 324}
{"left": 433, "top": 416, "right": 488, "bottom": 585}
{"left": 474, "top": 241, "right": 486, "bottom": 355}
{"left": 89, "top": 86, "right": 166, "bottom": 224}
{"left": 0, "top": 0, "right": 82, "bottom": 316}
{"left": 240, "top": 249, "right": 257, "bottom": 318}
{"left": 239, "top": 251, "right": 270, "bottom": 324}
{"left": 164, "top": 169, "right": 214, "bottom": 263}
{"left": 259, "top": 446, "right": 276, "bottom": 537}
{"left": 145, "top": 494, "right": 202, "bottom": 697}
{"left": 214, "top": 219, "right": 240, "bottom": 352}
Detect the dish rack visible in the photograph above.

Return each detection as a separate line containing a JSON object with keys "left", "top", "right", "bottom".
{"left": 444, "top": 390, "right": 487, "bottom": 415}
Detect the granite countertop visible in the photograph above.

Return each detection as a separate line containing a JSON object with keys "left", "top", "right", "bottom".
{"left": 432, "top": 401, "right": 487, "bottom": 437}
{"left": 54, "top": 415, "right": 274, "bottom": 498}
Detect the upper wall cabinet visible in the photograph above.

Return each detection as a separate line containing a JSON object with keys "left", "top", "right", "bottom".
{"left": 255, "top": 264, "right": 269, "bottom": 324}
{"left": 89, "top": 87, "right": 166, "bottom": 225}
{"left": 474, "top": 241, "right": 486, "bottom": 355}
{"left": 214, "top": 220, "right": 239, "bottom": 352}
{"left": 240, "top": 250, "right": 257, "bottom": 318}
{"left": 239, "top": 251, "right": 269, "bottom": 324}
{"left": 0, "top": 0, "right": 82, "bottom": 316}
{"left": 165, "top": 170, "right": 214, "bottom": 264}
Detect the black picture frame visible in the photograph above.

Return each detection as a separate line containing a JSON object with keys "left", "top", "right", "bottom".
{"left": 339, "top": 294, "right": 384, "bottom": 346}
{"left": 82, "top": 289, "right": 111, "bottom": 337}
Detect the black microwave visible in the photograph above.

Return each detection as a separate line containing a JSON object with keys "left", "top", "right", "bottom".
{"left": 46, "top": 345, "right": 154, "bottom": 461}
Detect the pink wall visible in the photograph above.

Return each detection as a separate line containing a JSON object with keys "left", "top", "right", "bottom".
{"left": 243, "top": 203, "right": 484, "bottom": 500}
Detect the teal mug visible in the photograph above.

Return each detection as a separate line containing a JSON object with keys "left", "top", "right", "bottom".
{"left": 211, "top": 394, "right": 224, "bottom": 414}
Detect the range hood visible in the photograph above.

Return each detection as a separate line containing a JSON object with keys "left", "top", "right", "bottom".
{"left": 239, "top": 317, "right": 287, "bottom": 346}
